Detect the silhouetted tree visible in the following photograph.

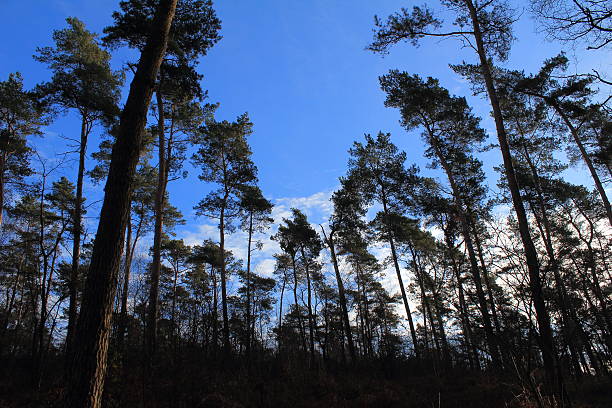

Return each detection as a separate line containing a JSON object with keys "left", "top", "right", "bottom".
{"left": 192, "top": 113, "right": 257, "bottom": 353}
{"left": 64, "top": 1, "right": 179, "bottom": 406}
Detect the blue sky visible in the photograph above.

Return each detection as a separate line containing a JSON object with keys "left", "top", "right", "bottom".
{"left": 0, "top": 1, "right": 608, "bottom": 293}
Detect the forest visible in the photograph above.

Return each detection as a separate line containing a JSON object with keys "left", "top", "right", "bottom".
{"left": 0, "top": 0, "right": 610, "bottom": 407}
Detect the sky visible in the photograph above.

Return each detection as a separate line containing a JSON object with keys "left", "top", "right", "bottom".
{"left": 0, "top": 0, "right": 609, "bottom": 321}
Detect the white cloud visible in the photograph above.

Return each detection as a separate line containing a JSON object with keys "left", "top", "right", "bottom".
{"left": 178, "top": 189, "right": 336, "bottom": 275}
{"left": 181, "top": 223, "right": 219, "bottom": 247}
{"left": 255, "top": 258, "right": 277, "bottom": 278}
{"left": 273, "top": 189, "right": 334, "bottom": 224}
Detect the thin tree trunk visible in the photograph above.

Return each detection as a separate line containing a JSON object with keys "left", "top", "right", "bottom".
{"left": 521, "top": 142, "right": 583, "bottom": 376}
{"left": 417, "top": 261, "right": 437, "bottom": 357}
{"left": 321, "top": 227, "right": 356, "bottom": 362}
{"left": 219, "top": 205, "right": 230, "bottom": 353}
{"left": 472, "top": 231, "right": 502, "bottom": 336}
{"left": 0, "top": 153, "right": 5, "bottom": 228}
{"left": 146, "top": 88, "right": 167, "bottom": 361}
{"left": 381, "top": 193, "right": 420, "bottom": 358}
{"left": 425, "top": 254, "right": 451, "bottom": 365}
{"left": 427, "top": 132, "right": 501, "bottom": 368}
{"left": 0, "top": 261, "right": 22, "bottom": 355}
{"left": 211, "top": 264, "right": 218, "bottom": 351}
{"left": 277, "top": 272, "right": 286, "bottom": 351}
{"left": 433, "top": 288, "right": 450, "bottom": 364}
{"left": 571, "top": 256, "right": 612, "bottom": 355}
{"left": 246, "top": 212, "right": 253, "bottom": 357}
{"left": 290, "top": 254, "right": 308, "bottom": 354}
{"left": 64, "top": 2, "right": 177, "bottom": 406}
{"left": 171, "top": 261, "right": 179, "bottom": 348}
{"left": 118, "top": 213, "right": 132, "bottom": 365}
{"left": 66, "top": 114, "right": 89, "bottom": 360}
{"left": 356, "top": 263, "right": 373, "bottom": 357}
{"left": 355, "top": 265, "right": 366, "bottom": 357}
{"left": 301, "top": 247, "right": 316, "bottom": 366}
{"left": 33, "top": 174, "right": 50, "bottom": 387}
{"left": 390, "top": 235, "right": 420, "bottom": 357}
{"left": 444, "top": 228, "right": 479, "bottom": 369}
{"left": 34, "top": 220, "right": 65, "bottom": 387}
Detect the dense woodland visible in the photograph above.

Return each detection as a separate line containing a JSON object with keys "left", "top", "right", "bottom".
{"left": 0, "top": 0, "right": 610, "bottom": 407}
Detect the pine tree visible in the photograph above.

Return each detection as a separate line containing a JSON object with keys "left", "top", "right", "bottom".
{"left": 192, "top": 113, "right": 257, "bottom": 353}
{"left": 238, "top": 185, "right": 273, "bottom": 357}
{"left": 35, "top": 16, "right": 123, "bottom": 355}
{"left": 274, "top": 209, "right": 322, "bottom": 365}
{"left": 103, "top": 0, "right": 220, "bottom": 360}
{"left": 345, "top": 132, "right": 422, "bottom": 357}
{"left": 0, "top": 73, "right": 47, "bottom": 228}
{"left": 512, "top": 54, "right": 612, "bottom": 226}
{"left": 380, "top": 72, "right": 501, "bottom": 367}
{"left": 65, "top": 1, "right": 178, "bottom": 406}
{"left": 369, "top": 1, "right": 561, "bottom": 393}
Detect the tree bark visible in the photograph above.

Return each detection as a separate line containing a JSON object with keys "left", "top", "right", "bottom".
{"left": 464, "top": 0, "right": 560, "bottom": 394}
{"left": 66, "top": 114, "right": 89, "bottom": 361}
{"left": 64, "top": 2, "right": 177, "bottom": 406}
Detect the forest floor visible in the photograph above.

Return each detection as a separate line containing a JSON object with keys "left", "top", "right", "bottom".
{"left": 1, "top": 354, "right": 611, "bottom": 407}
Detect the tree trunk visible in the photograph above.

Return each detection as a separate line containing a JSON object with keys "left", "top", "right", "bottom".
{"left": 381, "top": 194, "right": 420, "bottom": 358}
{"left": 432, "top": 287, "right": 450, "bottom": 364}
{"left": 146, "top": 88, "right": 167, "bottom": 362}
{"left": 427, "top": 133, "right": 501, "bottom": 368}
{"left": 118, "top": 213, "right": 132, "bottom": 358}
{"left": 355, "top": 263, "right": 373, "bottom": 357}
{"left": 464, "top": 0, "right": 559, "bottom": 394}
{"left": 392, "top": 238, "right": 420, "bottom": 357}
{"left": 64, "top": 2, "right": 177, "bottom": 406}
{"left": 171, "top": 261, "right": 179, "bottom": 349}
{"left": 321, "top": 227, "right": 356, "bottom": 362}
{"left": 33, "top": 175, "right": 50, "bottom": 387}
{"left": 521, "top": 143, "right": 583, "bottom": 376}
{"left": 443, "top": 227, "right": 479, "bottom": 369}
{"left": 301, "top": 247, "right": 316, "bottom": 366}
{"left": 290, "top": 254, "right": 308, "bottom": 354}
{"left": 416, "top": 260, "right": 436, "bottom": 357}
{"left": 246, "top": 212, "right": 253, "bottom": 357}
{"left": 66, "top": 114, "right": 89, "bottom": 361}
{"left": 472, "top": 231, "right": 502, "bottom": 336}
{"left": 0, "top": 153, "right": 5, "bottom": 228}
{"left": 0, "top": 259, "right": 22, "bottom": 356}
{"left": 277, "top": 272, "right": 286, "bottom": 351}
{"left": 219, "top": 205, "right": 230, "bottom": 353}
{"left": 211, "top": 264, "right": 218, "bottom": 351}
